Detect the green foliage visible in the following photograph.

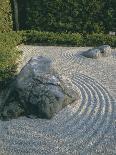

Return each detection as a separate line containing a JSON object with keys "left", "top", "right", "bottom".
{"left": 0, "top": 0, "right": 13, "bottom": 32}
{"left": 84, "top": 33, "right": 116, "bottom": 47}
{"left": 20, "top": 30, "right": 83, "bottom": 46}
{"left": 101, "top": 0, "right": 116, "bottom": 32}
{"left": 0, "top": 32, "right": 22, "bottom": 80}
{"left": 20, "top": 30, "right": 116, "bottom": 47}
{"left": 18, "top": 0, "right": 115, "bottom": 33}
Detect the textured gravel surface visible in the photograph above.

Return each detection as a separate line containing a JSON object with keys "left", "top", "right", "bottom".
{"left": 0, "top": 45, "right": 116, "bottom": 155}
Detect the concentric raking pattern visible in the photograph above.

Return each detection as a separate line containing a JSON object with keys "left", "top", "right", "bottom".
{"left": 0, "top": 46, "right": 116, "bottom": 155}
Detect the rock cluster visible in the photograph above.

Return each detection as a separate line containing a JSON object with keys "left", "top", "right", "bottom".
{"left": 0, "top": 56, "right": 78, "bottom": 120}
{"left": 82, "top": 45, "right": 112, "bottom": 59}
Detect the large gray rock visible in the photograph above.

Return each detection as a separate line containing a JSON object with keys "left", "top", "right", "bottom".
{"left": 0, "top": 56, "right": 78, "bottom": 120}
{"left": 83, "top": 45, "right": 112, "bottom": 59}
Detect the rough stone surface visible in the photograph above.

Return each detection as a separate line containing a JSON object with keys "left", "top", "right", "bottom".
{"left": 0, "top": 83, "right": 25, "bottom": 120}
{"left": 0, "top": 56, "right": 77, "bottom": 120}
{"left": 99, "top": 45, "right": 112, "bottom": 57}
{"left": 83, "top": 45, "right": 112, "bottom": 59}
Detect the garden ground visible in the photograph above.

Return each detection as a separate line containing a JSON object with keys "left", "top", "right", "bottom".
{"left": 0, "top": 45, "right": 116, "bottom": 154}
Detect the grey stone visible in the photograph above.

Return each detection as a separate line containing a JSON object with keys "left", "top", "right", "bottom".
{"left": 82, "top": 45, "right": 112, "bottom": 59}
{"left": 83, "top": 48, "right": 101, "bottom": 59}
{"left": 0, "top": 56, "right": 78, "bottom": 120}
{"left": 0, "top": 84, "right": 24, "bottom": 120}
{"left": 98, "top": 45, "right": 112, "bottom": 57}
{"left": 1, "top": 101, "right": 24, "bottom": 120}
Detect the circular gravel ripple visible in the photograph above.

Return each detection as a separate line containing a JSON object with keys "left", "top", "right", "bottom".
{"left": 0, "top": 73, "right": 115, "bottom": 155}
{"left": 63, "top": 74, "right": 114, "bottom": 153}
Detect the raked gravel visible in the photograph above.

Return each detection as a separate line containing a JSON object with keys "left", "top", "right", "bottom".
{"left": 0, "top": 45, "right": 116, "bottom": 155}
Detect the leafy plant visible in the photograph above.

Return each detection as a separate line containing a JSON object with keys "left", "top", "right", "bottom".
{"left": 0, "top": 0, "right": 13, "bottom": 32}
{"left": 18, "top": 0, "right": 115, "bottom": 33}
{"left": 20, "top": 30, "right": 83, "bottom": 46}
{"left": 0, "top": 32, "right": 22, "bottom": 80}
{"left": 20, "top": 30, "right": 116, "bottom": 47}
{"left": 84, "top": 33, "right": 116, "bottom": 47}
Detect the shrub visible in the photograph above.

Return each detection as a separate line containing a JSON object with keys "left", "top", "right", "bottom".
{"left": 0, "top": 32, "right": 22, "bottom": 81}
{"left": 84, "top": 33, "right": 116, "bottom": 47}
{"left": 18, "top": 0, "right": 115, "bottom": 33}
{"left": 0, "top": 0, "right": 13, "bottom": 32}
{"left": 20, "top": 30, "right": 116, "bottom": 47}
{"left": 19, "top": 30, "right": 83, "bottom": 46}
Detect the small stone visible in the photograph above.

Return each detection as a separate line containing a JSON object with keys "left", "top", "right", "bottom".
{"left": 82, "top": 45, "right": 112, "bottom": 59}
{"left": 98, "top": 45, "right": 112, "bottom": 57}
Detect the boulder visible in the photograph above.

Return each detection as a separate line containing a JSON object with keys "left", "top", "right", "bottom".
{"left": 83, "top": 48, "right": 101, "bottom": 59}
{"left": 0, "top": 56, "right": 78, "bottom": 120}
{"left": 82, "top": 45, "right": 112, "bottom": 59}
